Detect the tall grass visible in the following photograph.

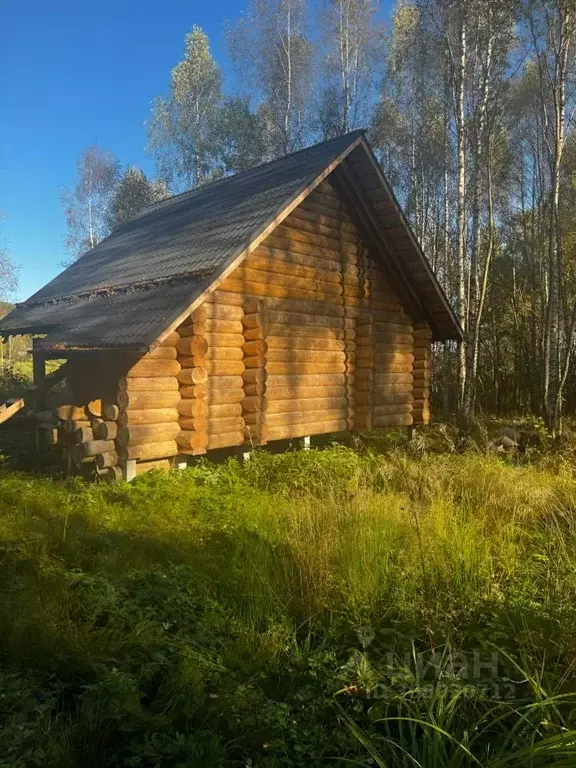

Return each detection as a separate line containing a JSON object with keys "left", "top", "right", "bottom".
{"left": 0, "top": 444, "right": 575, "bottom": 765}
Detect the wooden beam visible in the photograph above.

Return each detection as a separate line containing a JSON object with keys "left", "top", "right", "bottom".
{"left": 0, "top": 398, "right": 25, "bottom": 425}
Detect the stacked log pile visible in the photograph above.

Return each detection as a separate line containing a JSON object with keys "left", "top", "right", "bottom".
{"left": 54, "top": 401, "right": 122, "bottom": 480}
{"left": 412, "top": 323, "right": 432, "bottom": 425}
{"left": 116, "top": 333, "right": 181, "bottom": 472}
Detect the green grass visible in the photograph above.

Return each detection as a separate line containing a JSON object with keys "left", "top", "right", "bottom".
{"left": 0, "top": 438, "right": 576, "bottom": 765}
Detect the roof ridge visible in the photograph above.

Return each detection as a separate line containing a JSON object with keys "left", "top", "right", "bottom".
{"left": 125, "top": 129, "right": 367, "bottom": 223}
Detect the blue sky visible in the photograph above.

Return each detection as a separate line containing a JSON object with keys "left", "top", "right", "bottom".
{"left": 0, "top": 0, "right": 247, "bottom": 300}
{"left": 0, "top": 0, "right": 391, "bottom": 301}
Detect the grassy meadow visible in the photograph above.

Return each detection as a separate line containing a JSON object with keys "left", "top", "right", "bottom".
{"left": 0, "top": 424, "right": 576, "bottom": 765}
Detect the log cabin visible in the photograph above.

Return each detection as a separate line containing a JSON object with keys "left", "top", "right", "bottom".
{"left": 0, "top": 131, "right": 461, "bottom": 479}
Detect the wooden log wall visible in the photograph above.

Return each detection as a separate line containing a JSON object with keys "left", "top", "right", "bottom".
{"left": 46, "top": 173, "right": 435, "bottom": 476}
{"left": 204, "top": 176, "right": 427, "bottom": 444}
{"left": 412, "top": 323, "right": 432, "bottom": 425}
{"left": 117, "top": 333, "right": 181, "bottom": 469}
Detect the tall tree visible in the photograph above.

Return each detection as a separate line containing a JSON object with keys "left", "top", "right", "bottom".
{"left": 106, "top": 167, "right": 169, "bottom": 230}
{"left": 227, "top": 0, "right": 316, "bottom": 158}
{"left": 318, "top": 0, "right": 381, "bottom": 137}
{"left": 148, "top": 26, "right": 222, "bottom": 190}
{"left": 526, "top": 0, "right": 576, "bottom": 434}
{"left": 209, "top": 98, "right": 267, "bottom": 175}
{"left": 61, "top": 145, "right": 119, "bottom": 261}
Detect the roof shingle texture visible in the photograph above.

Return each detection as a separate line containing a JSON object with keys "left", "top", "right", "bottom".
{"left": 1, "top": 131, "right": 363, "bottom": 350}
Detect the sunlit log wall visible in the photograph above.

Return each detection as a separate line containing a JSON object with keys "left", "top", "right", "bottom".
{"left": 87, "top": 175, "right": 433, "bottom": 473}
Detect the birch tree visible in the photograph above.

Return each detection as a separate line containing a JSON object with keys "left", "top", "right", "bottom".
{"left": 526, "top": 0, "right": 576, "bottom": 434}
{"left": 227, "top": 0, "right": 316, "bottom": 158}
{"left": 148, "top": 26, "right": 222, "bottom": 190}
{"left": 318, "top": 0, "right": 381, "bottom": 137}
{"left": 106, "top": 167, "right": 169, "bottom": 230}
{"left": 61, "top": 145, "right": 119, "bottom": 261}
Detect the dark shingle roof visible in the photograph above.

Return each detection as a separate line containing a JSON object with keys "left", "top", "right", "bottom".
{"left": 0, "top": 130, "right": 461, "bottom": 349}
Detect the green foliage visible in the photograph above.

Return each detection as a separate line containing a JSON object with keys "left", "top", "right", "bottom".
{"left": 0, "top": 445, "right": 576, "bottom": 764}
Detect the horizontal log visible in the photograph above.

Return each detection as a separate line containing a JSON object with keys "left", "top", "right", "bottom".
{"left": 356, "top": 365, "right": 413, "bottom": 379}
{"left": 206, "top": 432, "right": 244, "bottom": 451}
{"left": 176, "top": 337, "right": 209, "bottom": 357}
{"left": 356, "top": 403, "right": 412, "bottom": 417}
{"left": 266, "top": 373, "right": 346, "bottom": 388}
{"left": 74, "top": 426, "right": 93, "bottom": 444}
{"left": 275, "top": 223, "right": 358, "bottom": 255}
{"left": 180, "top": 319, "right": 244, "bottom": 337}
{"left": 264, "top": 385, "right": 347, "bottom": 401}
{"left": 233, "top": 265, "right": 344, "bottom": 296}
{"left": 119, "top": 376, "right": 179, "bottom": 392}
{"left": 251, "top": 245, "right": 361, "bottom": 282}
{"left": 356, "top": 333, "right": 413, "bottom": 347}
{"left": 204, "top": 303, "right": 244, "bottom": 321}
{"left": 264, "top": 396, "right": 348, "bottom": 414}
{"left": 206, "top": 332, "right": 245, "bottom": 348}
{"left": 368, "top": 392, "right": 413, "bottom": 405}
{"left": 266, "top": 348, "right": 346, "bottom": 364}
{"left": 118, "top": 408, "right": 179, "bottom": 426}
{"left": 283, "top": 212, "right": 358, "bottom": 245}
{"left": 205, "top": 360, "right": 245, "bottom": 376}
{"left": 220, "top": 277, "right": 343, "bottom": 306}
{"left": 132, "top": 440, "right": 178, "bottom": 461}
{"left": 205, "top": 416, "right": 244, "bottom": 433}
{"left": 356, "top": 349, "right": 414, "bottom": 363}
{"left": 246, "top": 253, "right": 348, "bottom": 286}
{"left": 80, "top": 439, "right": 115, "bottom": 458}
{"left": 266, "top": 418, "right": 348, "bottom": 442}
{"left": 209, "top": 290, "right": 247, "bottom": 306}
{"left": 177, "top": 368, "right": 209, "bottom": 386}
{"left": 93, "top": 421, "right": 118, "bottom": 440}
{"left": 266, "top": 336, "right": 350, "bottom": 352}
{"left": 205, "top": 375, "right": 245, "bottom": 390}
{"left": 246, "top": 408, "right": 346, "bottom": 428}
{"left": 118, "top": 391, "right": 181, "bottom": 410}
{"left": 179, "top": 348, "right": 244, "bottom": 367}
{"left": 127, "top": 358, "right": 181, "bottom": 378}
{"left": 244, "top": 324, "right": 346, "bottom": 342}
{"left": 357, "top": 321, "right": 413, "bottom": 337}
{"left": 117, "top": 422, "right": 181, "bottom": 448}
{"left": 412, "top": 409, "right": 431, "bottom": 425}
{"left": 266, "top": 310, "right": 353, "bottom": 329}
{"left": 96, "top": 451, "right": 119, "bottom": 469}
{"left": 266, "top": 361, "right": 346, "bottom": 375}
{"left": 208, "top": 402, "right": 243, "bottom": 419}
{"left": 134, "top": 459, "right": 171, "bottom": 475}
{"left": 145, "top": 346, "right": 178, "bottom": 360}
{"left": 56, "top": 405, "right": 88, "bottom": 422}
{"left": 292, "top": 200, "right": 356, "bottom": 232}
{"left": 203, "top": 388, "right": 245, "bottom": 404}
{"left": 413, "top": 327, "right": 433, "bottom": 340}
{"left": 373, "top": 413, "right": 413, "bottom": 427}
